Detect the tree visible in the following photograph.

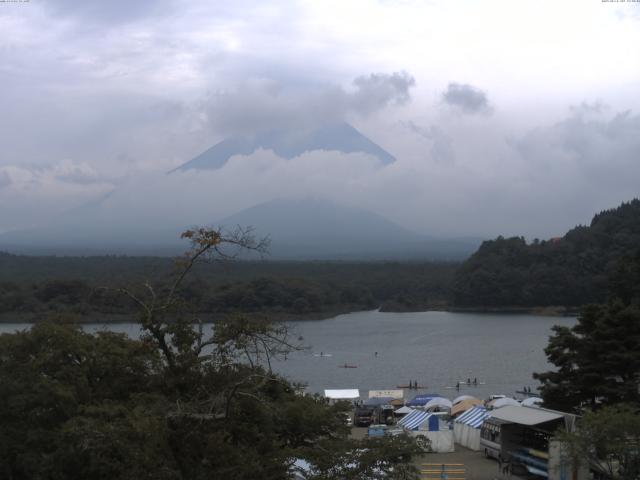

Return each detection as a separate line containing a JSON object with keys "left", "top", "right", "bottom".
{"left": 534, "top": 251, "right": 640, "bottom": 412}
{"left": 0, "top": 227, "right": 420, "bottom": 480}
{"left": 556, "top": 405, "right": 640, "bottom": 480}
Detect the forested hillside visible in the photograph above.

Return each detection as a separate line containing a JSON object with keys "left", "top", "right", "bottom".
{"left": 452, "top": 199, "right": 640, "bottom": 307}
{"left": 0, "top": 255, "right": 455, "bottom": 321}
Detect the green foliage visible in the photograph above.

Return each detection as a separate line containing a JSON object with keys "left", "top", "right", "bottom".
{"left": 557, "top": 405, "right": 640, "bottom": 480}
{"left": 452, "top": 199, "right": 640, "bottom": 307}
{"left": 0, "top": 323, "right": 163, "bottom": 479}
{"left": 534, "top": 250, "right": 640, "bottom": 412}
{"left": 534, "top": 303, "right": 640, "bottom": 412}
{"left": 0, "top": 228, "right": 420, "bottom": 480}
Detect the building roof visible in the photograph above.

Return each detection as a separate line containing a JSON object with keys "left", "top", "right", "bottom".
{"left": 489, "top": 405, "right": 563, "bottom": 425}
{"left": 324, "top": 389, "right": 360, "bottom": 399}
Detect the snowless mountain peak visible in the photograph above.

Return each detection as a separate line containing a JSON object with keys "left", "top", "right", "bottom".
{"left": 170, "top": 122, "right": 396, "bottom": 172}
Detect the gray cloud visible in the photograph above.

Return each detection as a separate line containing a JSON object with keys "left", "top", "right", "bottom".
{"left": 1, "top": 0, "right": 639, "bottom": 243}
{"left": 514, "top": 107, "right": 640, "bottom": 217}
{"left": 442, "top": 82, "right": 491, "bottom": 115}
{"left": 569, "top": 101, "right": 608, "bottom": 117}
{"left": 0, "top": 171, "right": 11, "bottom": 190}
{"left": 351, "top": 72, "right": 415, "bottom": 115}
{"left": 203, "top": 72, "right": 416, "bottom": 136}
{"left": 403, "top": 121, "right": 454, "bottom": 164}
{"left": 43, "top": 0, "right": 173, "bottom": 25}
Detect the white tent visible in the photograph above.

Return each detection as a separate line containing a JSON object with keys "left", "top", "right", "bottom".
{"left": 453, "top": 406, "right": 491, "bottom": 451}
{"left": 324, "top": 389, "right": 360, "bottom": 401}
{"left": 395, "top": 406, "right": 414, "bottom": 415}
{"left": 521, "top": 397, "right": 543, "bottom": 407}
{"left": 452, "top": 394, "right": 476, "bottom": 405}
{"left": 423, "top": 397, "right": 453, "bottom": 411}
{"left": 398, "top": 410, "right": 454, "bottom": 453}
{"left": 489, "top": 397, "right": 520, "bottom": 409}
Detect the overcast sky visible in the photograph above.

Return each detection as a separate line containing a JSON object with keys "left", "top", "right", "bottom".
{"left": 1, "top": 0, "right": 639, "bottom": 239}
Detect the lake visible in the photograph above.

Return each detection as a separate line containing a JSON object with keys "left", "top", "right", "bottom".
{"left": 0, "top": 310, "right": 576, "bottom": 401}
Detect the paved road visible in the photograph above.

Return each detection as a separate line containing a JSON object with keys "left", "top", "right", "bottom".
{"left": 351, "top": 427, "right": 527, "bottom": 480}
{"left": 414, "top": 445, "right": 526, "bottom": 480}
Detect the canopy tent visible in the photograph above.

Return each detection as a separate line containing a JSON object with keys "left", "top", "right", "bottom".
{"left": 399, "top": 410, "right": 455, "bottom": 453}
{"left": 395, "top": 406, "right": 414, "bottom": 415}
{"left": 521, "top": 397, "right": 544, "bottom": 407}
{"left": 450, "top": 398, "right": 482, "bottom": 417}
{"left": 452, "top": 394, "right": 476, "bottom": 405}
{"left": 453, "top": 406, "right": 491, "bottom": 451}
{"left": 398, "top": 410, "right": 439, "bottom": 431}
{"left": 324, "top": 389, "right": 360, "bottom": 400}
{"left": 489, "top": 405, "right": 564, "bottom": 426}
{"left": 488, "top": 397, "right": 520, "bottom": 409}
{"left": 406, "top": 393, "right": 441, "bottom": 407}
{"left": 455, "top": 406, "right": 491, "bottom": 428}
{"left": 423, "top": 397, "right": 453, "bottom": 411}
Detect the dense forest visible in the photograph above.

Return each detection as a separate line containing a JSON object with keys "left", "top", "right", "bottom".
{"left": 452, "top": 199, "right": 640, "bottom": 308}
{"left": 0, "top": 254, "right": 455, "bottom": 321}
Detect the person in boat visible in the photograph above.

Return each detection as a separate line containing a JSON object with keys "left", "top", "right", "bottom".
{"left": 473, "top": 377, "right": 477, "bottom": 385}
{"left": 467, "top": 378, "right": 471, "bottom": 385}
{"left": 414, "top": 380, "right": 418, "bottom": 389}
{"left": 456, "top": 381, "right": 460, "bottom": 390}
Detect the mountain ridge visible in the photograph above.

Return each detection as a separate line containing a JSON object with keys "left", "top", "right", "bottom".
{"left": 452, "top": 198, "right": 640, "bottom": 307}
{"left": 170, "top": 122, "right": 396, "bottom": 172}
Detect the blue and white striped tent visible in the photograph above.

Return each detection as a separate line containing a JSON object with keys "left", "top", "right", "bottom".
{"left": 455, "top": 406, "right": 490, "bottom": 428}
{"left": 453, "top": 406, "right": 491, "bottom": 451}
{"left": 397, "top": 409, "right": 439, "bottom": 431}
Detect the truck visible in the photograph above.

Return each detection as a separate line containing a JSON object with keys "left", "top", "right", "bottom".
{"left": 354, "top": 406, "right": 375, "bottom": 427}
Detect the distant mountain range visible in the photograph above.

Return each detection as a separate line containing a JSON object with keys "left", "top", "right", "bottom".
{"left": 170, "top": 122, "right": 396, "bottom": 172}
{"left": 0, "top": 196, "right": 480, "bottom": 260}
{"left": 218, "top": 198, "right": 481, "bottom": 260}
{"left": 0, "top": 124, "right": 481, "bottom": 259}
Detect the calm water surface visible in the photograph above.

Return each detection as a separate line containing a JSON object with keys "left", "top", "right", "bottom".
{"left": 0, "top": 310, "right": 576, "bottom": 401}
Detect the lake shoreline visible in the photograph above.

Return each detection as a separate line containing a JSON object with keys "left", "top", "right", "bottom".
{"left": 0, "top": 304, "right": 578, "bottom": 324}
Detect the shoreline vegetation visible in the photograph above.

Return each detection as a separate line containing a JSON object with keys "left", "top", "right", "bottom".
{"left": 0, "top": 305, "right": 578, "bottom": 324}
